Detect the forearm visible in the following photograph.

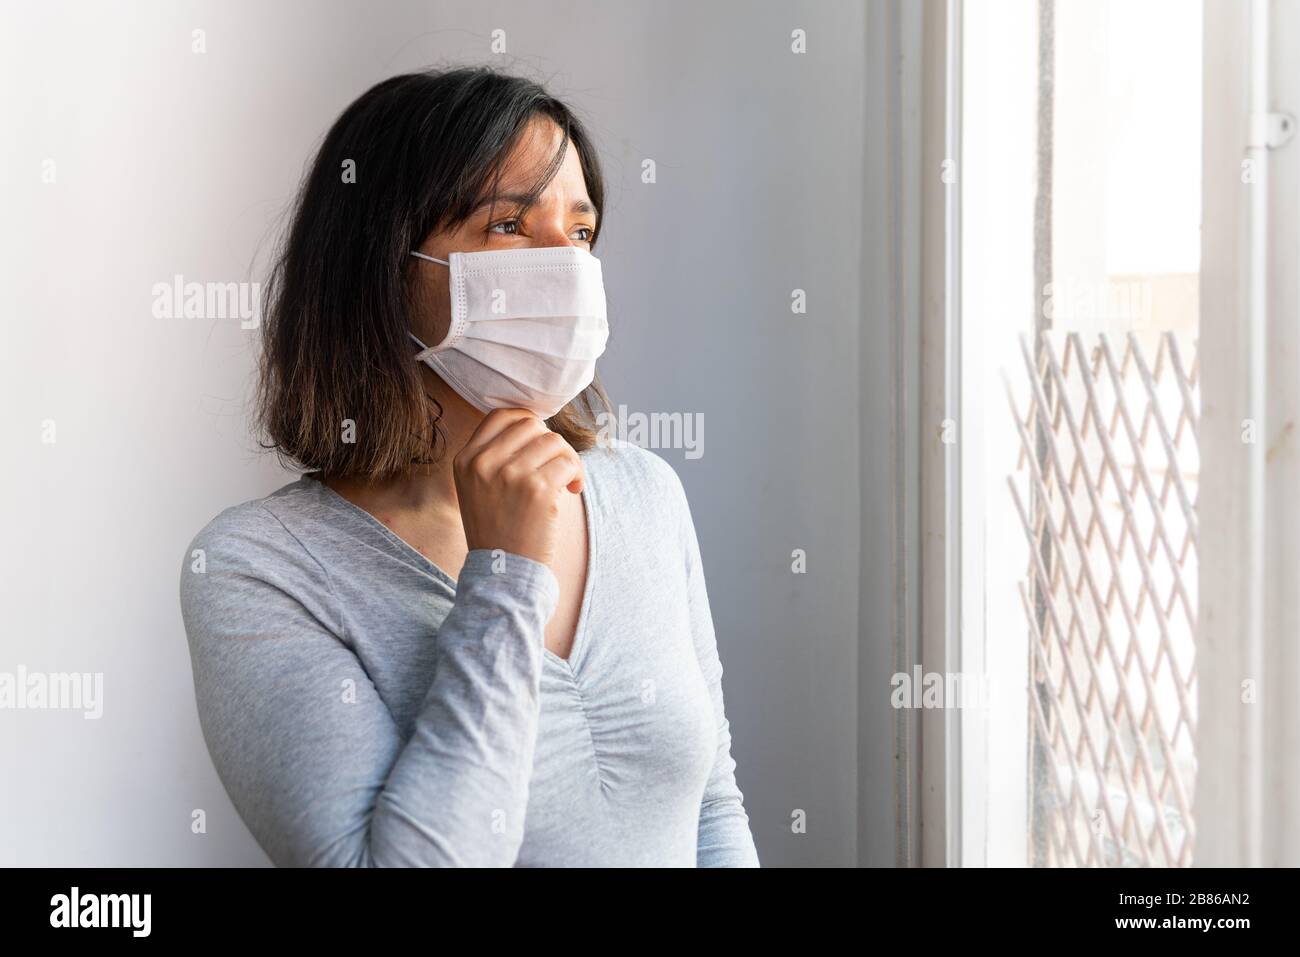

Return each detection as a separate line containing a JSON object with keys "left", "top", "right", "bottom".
{"left": 361, "top": 550, "right": 557, "bottom": 866}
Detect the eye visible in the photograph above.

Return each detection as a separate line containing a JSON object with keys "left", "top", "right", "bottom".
{"left": 488, "top": 219, "right": 521, "bottom": 235}
{"left": 573, "top": 226, "right": 595, "bottom": 243}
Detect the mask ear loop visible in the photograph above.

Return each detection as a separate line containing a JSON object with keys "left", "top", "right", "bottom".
{"left": 408, "top": 250, "right": 454, "bottom": 359}
{"left": 407, "top": 331, "right": 441, "bottom": 363}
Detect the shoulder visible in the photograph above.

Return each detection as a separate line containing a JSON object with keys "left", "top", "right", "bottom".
{"left": 582, "top": 437, "right": 689, "bottom": 514}
{"left": 182, "top": 480, "right": 316, "bottom": 567}
{"left": 178, "top": 479, "right": 332, "bottom": 617}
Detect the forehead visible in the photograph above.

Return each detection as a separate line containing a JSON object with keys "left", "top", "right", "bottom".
{"left": 493, "top": 116, "right": 589, "bottom": 199}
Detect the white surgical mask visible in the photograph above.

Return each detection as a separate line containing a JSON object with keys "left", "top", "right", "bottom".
{"left": 408, "top": 245, "right": 609, "bottom": 419}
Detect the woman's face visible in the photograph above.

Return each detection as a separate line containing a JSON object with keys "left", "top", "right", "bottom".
{"left": 411, "top": 116, "right": 599, "bottom": 348}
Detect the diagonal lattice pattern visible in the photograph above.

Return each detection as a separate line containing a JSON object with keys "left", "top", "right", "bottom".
{"left": 1005, "top": 331, "right": 1199, "bottom": 867}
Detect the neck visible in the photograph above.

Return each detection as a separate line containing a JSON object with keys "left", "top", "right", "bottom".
{"left": 321, "top": 370, "right": 484, "bottom": 517}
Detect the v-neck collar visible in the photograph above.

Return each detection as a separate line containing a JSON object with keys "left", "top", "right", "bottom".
{"left": 304, "top": 458, "right": 599, "bottom": 674}
{"left": 307, "top": 475, "right": 459, "bottom": 590}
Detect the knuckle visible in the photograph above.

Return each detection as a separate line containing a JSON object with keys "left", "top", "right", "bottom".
{"left": 525, "top": 473, "right": 552, "bottom": 499}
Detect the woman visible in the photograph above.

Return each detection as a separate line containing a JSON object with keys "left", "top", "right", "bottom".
{"left": 179, "top": 66, "right": 759, "bottom": 867}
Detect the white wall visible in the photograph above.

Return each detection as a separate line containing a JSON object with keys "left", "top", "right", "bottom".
{"left": 0, "top": 0, "right": 884, "bottom": 866}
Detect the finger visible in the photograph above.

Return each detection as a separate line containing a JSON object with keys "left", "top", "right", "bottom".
{"left": 470, "top": 416, "right": 550, "bottom": 477}
{"left": 457, "top": 408, "right": 537, "bottom": 460}
{"left": 514, "top": 435, "right": 584, "bottom": 493}
{"left": 535, "top": 450, "right": 585, "bottom": 495}
{"left": 511, "top": 431, "right": 572, "bottom": 472}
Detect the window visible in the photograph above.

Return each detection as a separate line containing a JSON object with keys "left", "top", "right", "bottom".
{"left": 962, "top": 0, "right": 1203, "bottom": 867}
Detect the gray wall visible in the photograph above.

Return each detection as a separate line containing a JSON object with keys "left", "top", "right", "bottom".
{"left": 0, "top": 0, "right": 892, "bottom": 866}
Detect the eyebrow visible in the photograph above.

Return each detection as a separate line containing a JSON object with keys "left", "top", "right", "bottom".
{"left": 471, "top": 192, "right": 598, "bottom": 222}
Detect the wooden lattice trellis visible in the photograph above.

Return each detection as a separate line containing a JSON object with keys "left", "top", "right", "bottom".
{"left": 1005, "top": 331, "right": 1199, "bottom": 867}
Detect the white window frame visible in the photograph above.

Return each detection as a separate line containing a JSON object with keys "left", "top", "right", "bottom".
{"left": 1196, "top": 0, "right": 1300, "bottom": 868}
{"left": 918, "top": 0, "right": 970, "bottom": 868}
{"left": 909, "top": 0, "right": 1300, "bottom": 868}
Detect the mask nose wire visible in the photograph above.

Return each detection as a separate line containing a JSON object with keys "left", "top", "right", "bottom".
{"left": 409, "top": 250, "right": 449, "bottom": 266}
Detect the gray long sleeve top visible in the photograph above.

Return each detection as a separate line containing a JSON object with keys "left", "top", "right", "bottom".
{"left": 178, "top": 439, "right": 759, "bottom": 867}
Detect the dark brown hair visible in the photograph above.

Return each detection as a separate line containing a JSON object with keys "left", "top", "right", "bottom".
{"left": 255, "top": 66, "right": 611, "bottom": 480}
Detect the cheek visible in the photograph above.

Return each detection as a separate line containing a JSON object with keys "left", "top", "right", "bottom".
{"left": 413, "top": 275, "right": 452, "bottom": 345}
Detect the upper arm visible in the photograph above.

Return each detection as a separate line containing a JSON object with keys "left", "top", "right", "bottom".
{"left": 180, "top": 504, "right": 558, "bottom": 867}
{"left": 180, "top": 506, "right": 403, "bottom": 866}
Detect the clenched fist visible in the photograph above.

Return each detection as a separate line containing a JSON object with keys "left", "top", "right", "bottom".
{"left": 452, "top": 409, "right": 585, "bottom": 568}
